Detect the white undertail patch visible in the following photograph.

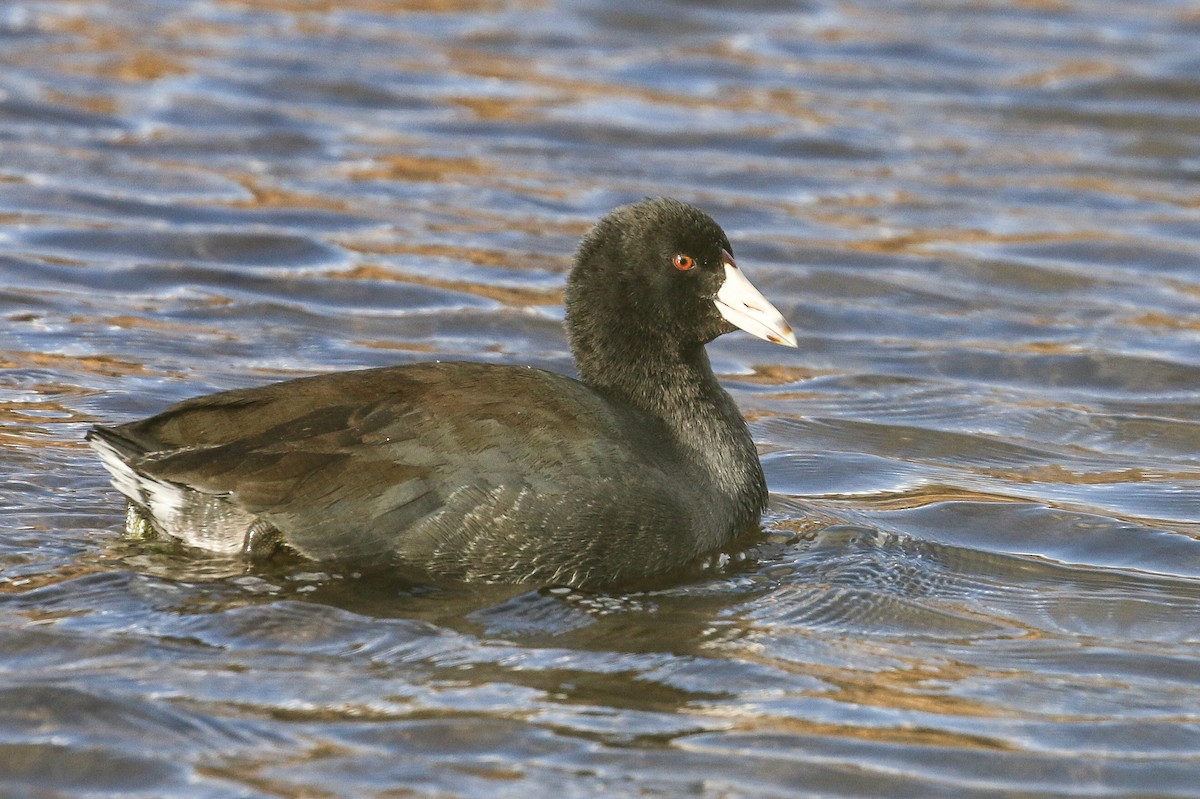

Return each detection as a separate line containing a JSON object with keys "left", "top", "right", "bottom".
{"left": 89, "top": 434, "right": 249, "bottom": 555}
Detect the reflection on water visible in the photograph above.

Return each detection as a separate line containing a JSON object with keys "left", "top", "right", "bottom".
{"left": 2, "top": 0, "right": 1199, "bottom": 796}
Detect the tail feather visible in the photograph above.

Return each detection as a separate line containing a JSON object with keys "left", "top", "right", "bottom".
{"left": 87, "top": 424, "right": 251, "bottom": 554}
{"left": 86, "top": 424, "right": 147, "bottom": 460}
{"left": 87, "top": 425, "right": 154, "bottom": 510}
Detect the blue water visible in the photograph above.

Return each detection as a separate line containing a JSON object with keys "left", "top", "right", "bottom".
{"left": 2, "top": 1, "right": 1199, "bottom": 796}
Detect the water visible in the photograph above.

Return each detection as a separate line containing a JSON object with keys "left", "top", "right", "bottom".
{"left": 2, "top": 0, "right": 1199, "bottom": 796}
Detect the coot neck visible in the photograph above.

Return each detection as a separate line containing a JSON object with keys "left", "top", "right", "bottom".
{"left": 572, "top": 329, "right": 766, "bottom": 511}
{"left": 575, "top": 336, "right": 725, "bottom": 427}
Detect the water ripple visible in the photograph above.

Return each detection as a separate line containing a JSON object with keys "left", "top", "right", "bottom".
{"left": 2, "top": 0, "right": 1199, "bottom": 796}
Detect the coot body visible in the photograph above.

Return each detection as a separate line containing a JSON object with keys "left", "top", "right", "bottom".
{"left": 88, "top": 198, "right": 796, "bottom": 588}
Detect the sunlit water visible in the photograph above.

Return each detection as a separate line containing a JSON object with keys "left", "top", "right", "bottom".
{"left": 2, "top": 1, "right": 1199, "bottom": 797}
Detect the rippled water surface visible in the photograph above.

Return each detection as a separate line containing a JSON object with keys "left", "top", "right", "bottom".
{"left": 2, "top": 1, "right": 1199, "bottom": 796}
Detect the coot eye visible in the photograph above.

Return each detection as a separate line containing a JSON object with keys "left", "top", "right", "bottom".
{"left": 672, "top": 254, "right": 696, "bottom": 271}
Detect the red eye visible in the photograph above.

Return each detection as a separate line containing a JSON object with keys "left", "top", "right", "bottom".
{"left": 672, "top": 254, "right": 696, "bottom": 271}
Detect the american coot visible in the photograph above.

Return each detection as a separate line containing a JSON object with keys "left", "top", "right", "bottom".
{"left": 88, "top": 198, "right": 796, "bottom": 588}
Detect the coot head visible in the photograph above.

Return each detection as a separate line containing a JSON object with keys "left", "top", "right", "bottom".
{"left": 565, "top": 197, "right": 795, "bottom": 395}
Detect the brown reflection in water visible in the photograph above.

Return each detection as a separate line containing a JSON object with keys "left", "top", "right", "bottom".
{"left": 425, "top": 211, "right": 592, "bottom": 241}
{"left": 331, "top": 263, "right": 563, "bottom": 308}
{"left": 350, "top": 339, "right": 453, "bottom": 355}
{"left": 229, "top": 180, "right": 361, "bottom": 215}
{"left": 704, "top": 713, "right": 1012, "bottom": 752}
{"left": 1010, "top": 60, "right": 1121, "bottom": 89}
{"left": 215, "top": 0, "right": 534, "bottom": 14}
{"left": 1053, "top": 175, "right": 1200, "bottom": 207}
{"left": 451, "top": 95, "right": 548, "bottom": 123}
{"left": 339, "top": 233, "right": 566, "bottom": 270}
{"left": 33, "top": 17, "right": 194, "bottom": 82}
{"left": 0, "top": 351, "right": 183, "bottom": 449}
{"left": 86, "top": 315, "right": 240, "bottom": 340}
{"left": 443, "top": 41, "right": 833, "bottom": 126}
{"left": 1171, "top": 279, "right": 1200, "bottom": 299}
{"left": 0, "top": 561, "right": 113, "bottom": 597}
{"left": 345, "top": 154, "right": 491, "bottom": 184}
{"left": 41, "top": 89, "right": 120, "bottom": 116}
{"left": 699, "top": 652, "right": 1018, "bottom": 750}
{"left": 840, "top": 228, "right": 1125, "bottom": 257}
{"left": 1125, "top": 311, "right": 1200, "bottom": 331}
{"left": 736, "top": 364, "right": 843, "bottom": 387}
{"left": 1, "top": 401, "right": 93, "bottom": 448}
{"left": 99, "top": 50, "right": 192, "bottom": 83}
{"left": 990, "top": 464, "right": 1169, "bottom": 486}
{"left": 343, "top": 152, "right": 571, "bottom": 204}
{"left": 821, "top": 661, "right": 1019, "bottom": 723}
{"left": 0, "top": 350, "right": 157, "bottom": 380}
{"left": 817, "top": 484, "right": 1019, "bottom": 511}
{"left": 760, "top": 514, "right": 833, "bottom": 539}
